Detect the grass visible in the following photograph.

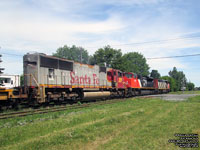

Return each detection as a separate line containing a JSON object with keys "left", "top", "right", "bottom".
{"left": 0, "top": 95, "right": 200, "bottom": 150}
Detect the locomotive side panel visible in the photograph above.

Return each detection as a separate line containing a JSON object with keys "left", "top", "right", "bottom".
{"left": 99, "top": 67, "right": 110, "bottom": 88}
{"left": 39, "top": 55, "right": 73, "bottom": 87}
{"left": 158, "top": 80, "right": 170, "bottom": 93}
{"left": 158, "top": 80, "right": 167, "bottom": 89}
{"left": 39, "top": 67, "right": 72, "bottom": 87}
{"left": 24, "top": 53, "right": 74, "bottom": 88}
{"left": 72, "top": 64, "right": 111, "bottom": 89}
{"left": 72, "top": 63, "right": 99, "bottom": 88}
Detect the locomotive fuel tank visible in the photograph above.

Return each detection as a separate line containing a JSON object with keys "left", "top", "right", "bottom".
{"left": 83, "top": 91, "right": 111, "bottom": 100}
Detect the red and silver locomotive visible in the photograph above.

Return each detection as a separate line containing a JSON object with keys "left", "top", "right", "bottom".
{"left": 0, "top": 53, "right": 170, "bottom": 107}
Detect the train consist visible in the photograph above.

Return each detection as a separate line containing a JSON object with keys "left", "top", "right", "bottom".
{"left": 0, "top": 53, "right": 170, "bottom": 108}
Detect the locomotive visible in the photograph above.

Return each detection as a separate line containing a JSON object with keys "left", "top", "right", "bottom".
{"left": 0, "top": 53, "right": 170, "bottom": 108}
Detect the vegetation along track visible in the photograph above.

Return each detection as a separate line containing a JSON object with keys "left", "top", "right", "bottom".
{"left": 0, "top": 99, "right": 128, "bottom": 119}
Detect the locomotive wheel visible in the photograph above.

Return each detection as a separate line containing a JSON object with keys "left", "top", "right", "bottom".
{"left": 0, "top": 105, "right": 2, "bottom": 112}
{"left": 11, "top": 99, "right": 19, "bottom": 110}
{"left": 71, "top": 96, "right": 77, "bottom": 101}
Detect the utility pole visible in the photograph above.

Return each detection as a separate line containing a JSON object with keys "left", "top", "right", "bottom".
{"left": 80, "top": 48, "right": 83, "bottom": 63}
{"left": 0, "top": 53, "right": 4, "bottom": 86}
{"left": 0, "top": 47, "right": 4, "bottom": 74}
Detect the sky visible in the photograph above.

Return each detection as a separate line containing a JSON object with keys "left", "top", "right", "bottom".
{"left": 0, "top": 0, "right": 200, "bottom": 86}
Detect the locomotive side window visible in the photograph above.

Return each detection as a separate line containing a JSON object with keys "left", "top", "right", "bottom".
{"left": 125, "top": 73, "right": 128, "bottom": 78}
{"left": 0, "top": 78, "right": 11, "bottom": 83}
{"left": 107, "top": 72, "right": 112, "bottom": 76}
{"left": 48, "top": 69, "right": 55, "bottom": 80}
{"left": 125, "top": 73, "right": 129, "bottom": 78}
{"left": 0, "top": 79, "right": 3, "bottom": 84}
{"left": 118, "top": 72, "right": 122, "bottom": 77}
{"left": 5, "top": 78, "right": 10, "bottom": 83}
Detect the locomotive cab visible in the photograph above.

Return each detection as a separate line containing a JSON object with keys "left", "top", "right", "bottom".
{"left": 123, "top": 72, "right": 141, "bottom": 88}
{"left": 107, "top": 69, "right": 125, "bottom": 89}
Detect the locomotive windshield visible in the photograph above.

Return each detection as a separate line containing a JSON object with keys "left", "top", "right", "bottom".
{"left": 118, "top": 72, "right": 122, "bottom": 77}
{"left": 0, "top": 77, "right": 11, "bottom": 84}
{"left": 125, "top": 73, "right": 133, "bottom": 78}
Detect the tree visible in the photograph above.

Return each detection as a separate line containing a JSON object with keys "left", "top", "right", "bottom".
{"left": 169, "top": 67, "right": 187, "bottom": 91}
{"left": 186, "top": 82, "right": 195, "bottom": 91}
{"left": 53, "top": 45, "right": 90, "bottom": 64}
{"left": 119, "top": 52, "right": 150, "bottom": 76}
{"left": 150, "top": 70, "right": 161, "bottom": 78}
{"left": 161, "top": 76, "right": 177, "bottom": 92}
{"left": 20, "top": 74, "right": 24, "bottom": 86}
{"left": 91, "top": 45, "right": 122, "bottom": 69}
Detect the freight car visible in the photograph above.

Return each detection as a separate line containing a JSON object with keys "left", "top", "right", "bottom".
{"left": 0, "top": 53, "right": 170, "bottom": 109}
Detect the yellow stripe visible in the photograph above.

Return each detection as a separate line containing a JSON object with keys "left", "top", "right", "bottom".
{"left": 0, "top": 96, "right": 8, "bottom": 100}
{"left": 0, "top": 89, "right": 14, "bottom": 92}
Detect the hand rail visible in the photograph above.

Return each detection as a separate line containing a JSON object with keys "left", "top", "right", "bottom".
{"left": 24, "top": 74, "right": 39, "bottom": 87}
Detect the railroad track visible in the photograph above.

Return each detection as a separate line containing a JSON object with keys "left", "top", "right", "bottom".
{"left": 0, "top": 95, "right": 156, "bottom": 120}
{"left": 0, "top": 99, "right": 126, "bottom": 119}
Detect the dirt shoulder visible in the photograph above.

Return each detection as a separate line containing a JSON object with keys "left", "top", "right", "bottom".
{"left": 147, "top": 94, "right": 200, "bottom": 101}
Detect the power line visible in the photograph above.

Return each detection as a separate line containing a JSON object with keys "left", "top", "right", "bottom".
{"left": 2, "top": 51, "right": 200, "bottom": 61}
{"left": 1, "top": 34, "right": 200, "bottom": 61}
{"left": 2, "top": 34, "right": 200, "bottom": 54}
{"left": 147, "top": 53, "right": 200, "bottom": 60}
{"left": 114, "top": 35, "right": 200, "bottom": 46}
{"left": 1, "top": 52, "right": 23, "bottom": 57}
{"left": 85, "top": 35, "right": 200, "bottom": 48}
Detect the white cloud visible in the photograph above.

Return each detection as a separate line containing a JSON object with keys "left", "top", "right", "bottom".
{"left": 0, "top": 0, "right": 200, "bottom": 86}
{"left": 0, "top": 8, "right": 124, "bottom": 53}
{"left": 94, "top": 0, "right": 165, "bottom": 6}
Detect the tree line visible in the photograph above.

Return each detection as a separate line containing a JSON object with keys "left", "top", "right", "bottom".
{"left": 53, "top": 45, "right": 195, "bottom": 91}
{"left": 53, "top": 45, "right": 149, "bottom": 76}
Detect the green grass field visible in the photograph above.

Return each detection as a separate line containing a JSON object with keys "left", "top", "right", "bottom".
{"left": 0, "top": 95, "right": 199, "bottom": 150}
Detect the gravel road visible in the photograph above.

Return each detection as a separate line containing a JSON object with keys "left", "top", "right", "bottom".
{"left": 146, "top": 94, "right": 200, "bottom": 101}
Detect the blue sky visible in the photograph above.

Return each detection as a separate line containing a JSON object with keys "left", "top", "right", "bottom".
{"left": 0, "top": 0, "right": 200, "bottom": 86}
